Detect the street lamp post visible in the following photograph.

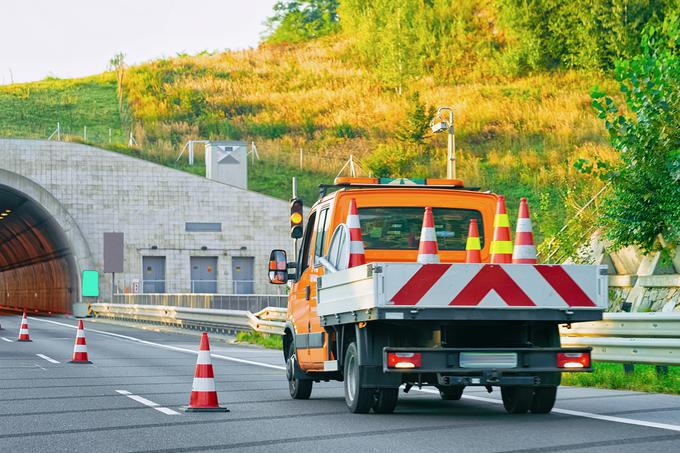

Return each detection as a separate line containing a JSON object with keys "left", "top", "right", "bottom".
{"left": 431, "top": 107, "right": 456, "bottom": 179}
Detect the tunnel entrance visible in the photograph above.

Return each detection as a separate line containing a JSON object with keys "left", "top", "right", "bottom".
{"left": 0, "top": 184, "right": 78, "bottom": 314}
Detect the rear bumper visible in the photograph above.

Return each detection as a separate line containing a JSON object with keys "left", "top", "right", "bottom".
{"left": 382, "top": 346, "right": 592, "bottom": 386}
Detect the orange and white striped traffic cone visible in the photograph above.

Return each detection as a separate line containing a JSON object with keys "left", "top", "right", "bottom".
{"left": 512, "top": 198, "right": 537, "bottom": 264}
{"left": 17, "top": 310, "right": 31, "bottom": 342}
{"left": 465, "top": 218, "right": 482, "bottom": 263}
{"left": 69, "top": 320, "right": 92, "bottom": 364}
{"left": 490, "top": 195, "right": 513, "bottom": 264}
{"left": 346, "top": 198, "right": 366, "bottom": 268}
{"left": 417, "top": 207, "right": 440, "bottom": 264}
{"left": 184, "top": 332, "right": 228, "bottom": 412}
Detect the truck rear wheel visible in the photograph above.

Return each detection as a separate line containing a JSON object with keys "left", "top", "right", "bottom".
{"left": 372, "top": 388, "right": 398, "bottom": 414}
{"left": 285, "top": 340, "right": 312, "bottom": 400}
{"left": 501, "top": 386, "right": 533, "bottom": 414}
{"left": 437, "top": 386, "right": 464, "bottom": 401}
{"left": 530, "top": 386, "right": 557, "bottom": 414}
{"left": 343, "top": 342, "right": 373, "bottom": 413}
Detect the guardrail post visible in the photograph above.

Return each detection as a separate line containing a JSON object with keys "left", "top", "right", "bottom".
{"left": 623, "top": 363, "right": 635, "bottom": 374}
{"left": 656, "top": 366, "right": 669, "bottom": 376}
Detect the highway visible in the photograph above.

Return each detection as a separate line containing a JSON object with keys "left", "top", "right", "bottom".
{"left": 1, "top": 313, "right": 680, "bottom": 453}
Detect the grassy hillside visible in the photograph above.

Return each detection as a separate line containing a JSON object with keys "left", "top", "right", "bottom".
{"left": 0, "top": 36, "right": 617, "bottom": 246}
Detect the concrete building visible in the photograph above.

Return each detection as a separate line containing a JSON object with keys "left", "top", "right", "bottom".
{"left": 0, "top": 139, "right": 291, "bottom": 314}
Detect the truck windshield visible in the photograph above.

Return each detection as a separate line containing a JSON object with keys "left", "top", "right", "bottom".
{"left": 358, "top": 207, "right": 484, "bottom": 251}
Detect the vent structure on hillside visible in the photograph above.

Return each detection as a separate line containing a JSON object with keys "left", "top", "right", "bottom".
{"left": 205, "top": 141, "right": 248, "bottom": 189}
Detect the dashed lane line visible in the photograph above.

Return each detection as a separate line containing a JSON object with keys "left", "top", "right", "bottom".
{"left": 30, "top": 316, "right": 680, "bottom": 434}
{"left": 1, "top": 337, "right": 13, "bottom": 342}
{"left": 115, "top": 390, "right": 180, "bottom": 415}
{"left": 35, "top": 354, "right": 60, "bottom": 364}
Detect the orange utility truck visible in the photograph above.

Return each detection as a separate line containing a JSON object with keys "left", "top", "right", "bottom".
{"left": 268, "top": 178, "right": 606, "bottom": 414}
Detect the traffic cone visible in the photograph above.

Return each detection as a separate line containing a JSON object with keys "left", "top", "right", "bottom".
{"left": 417, "top": 207, "right": 440, "bottom": 264}
{"left": 512, "top": 198, "right": 537, "bottom": 264}
{"left": 346, "top": 198, "right": 366, "bottom": 268}
{"left": 17, "top": 310, "right": 31, "bottom": 342}
{"left": 69, "top": 320, "right": 92, "bottom": 364}
{"left": 465, "top": 219, "right": 482, "bottom": 263}
{"left": 490, "top": 195, "right": 513, "bottom": 264}
{"left": 184, "top": 332, "right": 228, "bottom": 412}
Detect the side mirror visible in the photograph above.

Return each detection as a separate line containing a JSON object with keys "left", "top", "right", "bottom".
{"left": 268, "top": 249, "right": 288, "bottom": 284}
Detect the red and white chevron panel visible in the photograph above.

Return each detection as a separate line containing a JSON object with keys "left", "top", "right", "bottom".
{"left": 382, "top": 263, "right": 607, "bottom": 309}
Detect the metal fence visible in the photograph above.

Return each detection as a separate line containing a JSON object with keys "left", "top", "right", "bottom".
{"left": 112, "top": 293, "right": 288, "bottom": 312}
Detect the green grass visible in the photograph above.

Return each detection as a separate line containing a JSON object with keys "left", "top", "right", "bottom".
{"left": 0, "top": 74, "right": 127, "bottom": 143}
{"left": 235, "top": 331, "right": 283, "bottom": 349}
{"left": 562, "top": 362, "right": 680, "bottom": 395}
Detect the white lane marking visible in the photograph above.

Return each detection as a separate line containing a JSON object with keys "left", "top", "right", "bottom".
{"left": 115, "top": 389, "right": 180, "bottom": 415}
{"left": 29, "top": 317, "right": 286, "bottom": 371}
{"left": 414, "top": 388, "right": 680, "bottom": 433}
{"left": 36, "top": 353, "right": 60, "bottom": 364}
{"left": 1, "top": 337, "right": 13, "bottom": 342}
{"left": 34, "top": 363, "right": 47, "bottom": 371}
{"left": 37, "top": 317, "right": 680, "bottom": 434}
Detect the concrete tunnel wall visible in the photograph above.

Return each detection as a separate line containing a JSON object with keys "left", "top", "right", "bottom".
{"left": 0, "top": 169, "right": 95, "bottom": 314}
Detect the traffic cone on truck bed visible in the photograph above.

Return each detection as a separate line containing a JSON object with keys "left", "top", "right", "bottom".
{"left": 346, "top": 198, "right": 366, "bottom": 268}
{"left": 184, "top": 332, "right": 228, "bottom": 412}
{"left": 512, "top": 198, "right": 537, "bottom": 264}
{"left": 490, "top": 196, "right": 513, "bottom": 264}
{"left": 418, "top": 207, "right": 440, "bottom": 264}
{"left": 17, "top": 310, "right": 31, "bottom": 342}
{"left": 69, "top": 320, "right": 92, "bottom": 364}
{"left": 465, "top": 218, "right": 482, "bottom": 263}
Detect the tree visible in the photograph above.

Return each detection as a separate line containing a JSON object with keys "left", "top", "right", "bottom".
{"left": 109, "top": 52, "right": 126, "bottom": 113}
{"left": 265, "top": 0, "right": 339, "bottom": 44}
{"left": 583, "top": 15, "right": 679, "bottom": 256}
{"left": 395, "top": 91, "right": 435, "bottom": 144}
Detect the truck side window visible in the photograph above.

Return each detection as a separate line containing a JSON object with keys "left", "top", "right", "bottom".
{"left": 298, "top": 211, "right": 316, "bottom": 275}
{"left": 314, "top": 208, "right": 330, "bottom": 264}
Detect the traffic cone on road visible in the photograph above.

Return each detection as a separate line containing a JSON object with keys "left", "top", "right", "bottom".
{"left": 512, "top": 198, "right": 538, "bottom": 264}
{"left": 69, "top": 320, "right": 92, "bottom": 364}
{"left": 17, "top": 310, "right": 31, "bottom": 342}
{"left": 346, "top": 198, "right": 366, "bottom": 268}
{"left": 417, "top": 207, "right": 440, "bottom": 264}
{"left": 490, "top": 196, "right": 513, "bottom": 264}
{"left": 465, "top": 219, "right": 482, "bottom": 263}
{"left": 184, "top": 332, "right": 228, "bottom": 412}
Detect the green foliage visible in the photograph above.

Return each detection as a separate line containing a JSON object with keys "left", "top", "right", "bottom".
{"left": 235, "top": 331, "right": 283, "bottom": 349}
{"left": 498, "top": 0, "right": 676, "bottom": 71}
{"left": 265, "top": 0, "right": 339, "bottom": 44}
{"left": 563, "top": 362, "right": 680, "bottom": 394}
{"left": 363, "top": 143, "right": 432, "bottom": 178}
{"left": 583, "top": 16, "right": 680, "bottom": 256}
{"left": 395, "top": 92, "right": 435, "bottom": 144}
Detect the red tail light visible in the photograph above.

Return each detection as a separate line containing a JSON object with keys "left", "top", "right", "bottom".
{"left": 557, "top": 352, "right": 591, "bottom": 368}
{"left": 387, "top": 352, "right": 422, "bottom": 369}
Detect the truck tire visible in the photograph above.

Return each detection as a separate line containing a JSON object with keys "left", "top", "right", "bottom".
{"left": 530, "top": 386, "right": 557, "bottom": 414}
{"left": 437, "top": 386, "right": 464, "bottom": 401}
{"left": 343, "top": 342, "right": 373, "bottom": 413}
{"left": 501, "top": 386, "right": 533, "bottom": 414}
{"left": 285, "top": 340, "right": 312, "bottom": 400}
{"left": 372, "top": 388, "right": 399, "bottom": 414}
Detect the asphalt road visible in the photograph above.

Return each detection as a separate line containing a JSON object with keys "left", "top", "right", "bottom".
{"left": 1, "top": 312, "right": 680, "bottom": 453}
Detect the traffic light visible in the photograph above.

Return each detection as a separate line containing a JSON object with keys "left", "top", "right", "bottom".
{"left": 290, "top": 197, "right": 304, "bottom": 239}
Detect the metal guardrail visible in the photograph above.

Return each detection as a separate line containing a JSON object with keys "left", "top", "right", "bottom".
{"left": 91, "top": 303, "right": 285, "bottom": 336}
{"left": 112, "top": 294, "right": 288, "bottom": 312}
{"left": 560, "top": 313, "right": 680, "bottom": 366}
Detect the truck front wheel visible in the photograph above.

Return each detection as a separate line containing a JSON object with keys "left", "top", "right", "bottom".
{"left": 501, "top": 386, "right": 533, "bottom": 414}
{"left": 343, "top": 342, "right": 373, "bottom": 413}
{"left": 285, "top": 341, "right": 312, "bottom": 400}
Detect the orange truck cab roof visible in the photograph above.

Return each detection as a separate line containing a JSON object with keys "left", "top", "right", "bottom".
{"left": 310, "top": 177, "right": 499, "bottom": 263}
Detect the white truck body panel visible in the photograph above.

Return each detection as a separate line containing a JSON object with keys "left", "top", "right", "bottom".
{"left": 317, "top": 263, "right": 608, "bottom": 317}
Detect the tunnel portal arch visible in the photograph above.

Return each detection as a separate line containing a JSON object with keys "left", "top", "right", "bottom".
{"left": 0, "top": 169, "right": 94, "bottom": 313}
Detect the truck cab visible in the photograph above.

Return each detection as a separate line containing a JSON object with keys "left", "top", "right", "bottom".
{"left": 269, "top": 177, "right": 604, "bottom": 414}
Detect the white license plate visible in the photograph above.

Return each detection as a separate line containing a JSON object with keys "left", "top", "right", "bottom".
{"left": 459, "top": 352, "right": 518, "bottom": 369}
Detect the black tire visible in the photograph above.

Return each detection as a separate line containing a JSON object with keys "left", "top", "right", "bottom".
{"left": 343, "top": 342, "right": 373, "bottom": 413}
{"left": 437, "top": 386, "right": 464, "bottom": 401}
{"left": 372, "top": 388, "right": 399, "bottom": 414}
{"left": 285, "top": 340, "right": 312, "bottom": 400}
{"left": 501, "top": 386, "right": 533, "bottom": 414}
{"left": 530, "top": 386, "right": 557, "bottom": 414}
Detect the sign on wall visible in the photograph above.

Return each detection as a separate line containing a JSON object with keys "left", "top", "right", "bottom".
{"left": 103, "top": 232, "right": 124, "bottom": 273}
{"left": 82, "top": 270, "right": 100, "bottom": 297}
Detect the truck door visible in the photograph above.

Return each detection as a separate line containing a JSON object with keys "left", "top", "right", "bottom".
{"left": 308, "top": 206, "right": 331, "bottom": 364}
{"left": 291, "top": 211, "right": 316, "bottom": 366}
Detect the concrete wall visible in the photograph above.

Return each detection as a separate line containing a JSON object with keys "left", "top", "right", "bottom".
{"left": 0, "top": 139, "right": 291, "bottom": 301}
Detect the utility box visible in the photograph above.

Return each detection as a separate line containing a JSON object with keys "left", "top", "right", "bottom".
{"left": 205, "top": 141, "right": 248, "bottom": 189}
